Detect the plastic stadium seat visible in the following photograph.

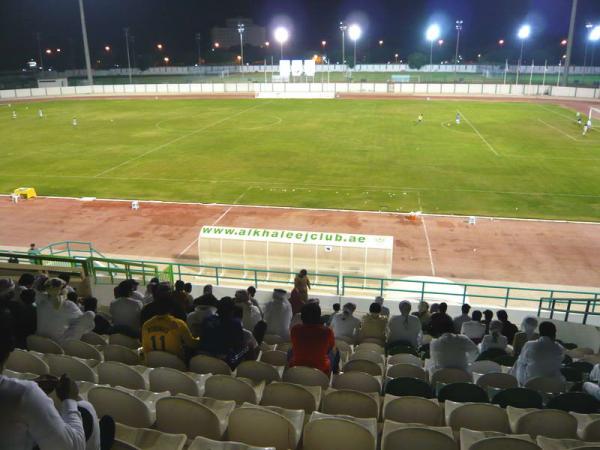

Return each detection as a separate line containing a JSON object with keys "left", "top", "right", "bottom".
{"left": 259, "top": 342, "right": 277, "bottom": 353}
{"left": 5, "top": 349, "right": 50, "bottom": 375}
{"left": 471, "top": 360, "right": 502, "bottom": 375}
{"left": 275, "top": 342, "right": 292, "bottom": 353}
{"left": 228, "top": 404, "right": 304, "bottom": 450}
{"left": 525, "top": 376, "right": 566, "bottom": 395}
{"left": 115, "top": 422, "right": 187, "bottom": 450}
{"left": 303, "top": 413, "right": 377, "bottom": 450}
{"left": 27, "top": 335, "right": 64, "bottom": 354}
{"left": 568, "top": 361, "right": 595, "bottom": 374}
{"left": 335, "top": 340, "right": 353, "bottom": 354}
{"left": 260, "top": 381, "right": 321, "bottom": 413}
{"left": 263, "top": 335, "right": 286, "bottom": 345}
{"left": 430, "top": 368, "right": 472, "bottom": 388}
{"left": 562, "top": 367, "right": 585, "bottom": 383}
{"left": 445, "top": 400, "right": 510, "bottom": 433}
{"left": 259, "top": 350, "right": 288, "bottom": 367}
{"left": 438, "top": 382, "right": 489, "bottom": 403}
{"left": 204, "top": 375, "right": 265, "bottom": 404}
{"left": 388, "top": 344, "right": 419, "bottom": 356}
{"left": 382, "top": 395, "right": 443, "bottom": 426}
{"left": 493, "top": 388, "right": 544, "bottom": 409}
{"left": 145, "top": 351, "right": 187, "bottom": 371}
{"left": 62, "top": 340, "right": 103, "bottom": 361}
{"left": 45, "top": 354, "right": 98, "bottom": 383}
{"left": 476, "top": 373, "right": 519, "bottom": 390}
{"left": 570, "top": 413, "right": 600, "bottom": 441}
{"left": 97, "top": 361, "right": 149, "bottom": 390}
{"left": 493, "top": 355, "right": 517, "bottom": 367}
{"left": 321, "top": 389, "right": 380, "bottom": 419}
{"left": 189, "top": 354, "right": 232, "bottom": 375}
{"left": 102, "top": 344, "right": 140, "bottom": 365}
{"left": 332, "top": 371, "right": 382, "bottom": 393}
{"left": 508, "top": 407, "right": 578, "bottom": 439}
{"left": 88, "top": 386, "right": 155, "bottom": 428}
{"left": 189, "top": 436, "right": 275, "bottom": 450}
{"left": 111, "top": 441, "right": 140, "bottom": 450}
{"left": 109, "top": 334, "right": 141, "bottom": 349}
{"left": 469, "top": 436, "right": 540, "bottom": 450}
{"left": 385, "top": 377, "right": 434, "bottom": 398}
{"left": 546, "top": 393, "right": 600, "bottom": 414}
{"left": 387, "top": 363, "right": 428, "bottom": 381}
{"left": 2, "top": 369, "right": 39, "bottom": 380}
{"left": 355, "top": 343, "right": 385, "bottom": 354}
{"left": 477, "top": 349, "right": 508, "bottom": 362}
{"left": 536, "top": 436, "right": 600, "bottom": 450}
{"left": 81, "top": 332, "right": 108, "bottom": 347}
{"left": 349, "top": 350, "right": 386, "bottom": 365}
{"left": 381, "top": 420, "right": 457, "bottom": 450}
{"left": 236, "top": 360, "right": 282, "bottom": 384}
{"left": 149, "top": 367, "right": 208, "bottom": 396}
{"left": 282, "top": 366, "right": 330, "bottom": 389}
{"left": 343, "top": 359, "right": 383, "bottom": 377}
{"left": 460, "top": 429, "right": 538, "bottom": 450}
{"left": 388, "top": 353, "right": 423, "bottom": 367}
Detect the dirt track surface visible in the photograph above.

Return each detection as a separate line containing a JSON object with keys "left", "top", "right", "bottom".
{"left": 1, "top": 196, "right": 599, "bottom": 289}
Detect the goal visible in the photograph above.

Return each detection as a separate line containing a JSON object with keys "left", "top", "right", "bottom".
{"left": 589, "top": 108, "right": 600, "bottom": 127}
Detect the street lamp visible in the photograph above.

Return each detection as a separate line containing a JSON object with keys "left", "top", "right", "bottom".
{"left": 339, "top": 22, "right": 348, "bottom": 64}
{"left": 156, "top": 43, "right": 163, "bottom": 50}
{"left": 455, "top": 20, "right": 463, "bottom": 71}
{"left": 348, "top": 24, "right": 362, "bottom": 67}
{"left": 274, "top": 26, "right": 289, "bottom": 61}
{"left": 163, "top": 56, "right": 170, "bottom": 64}
{"left": 426, "top": 24, "right": 441, "bottom": 67}
{"left": 104, "top": 45, "right": 111, "bottom": 52}
{"left": 238, "top": 23, "right": 245, "bottom": 65}
{"left": 516, "top": 24, "right": 531, "bottom": 85}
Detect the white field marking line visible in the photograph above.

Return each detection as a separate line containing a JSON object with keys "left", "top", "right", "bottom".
{"left": 94, "top": 101, "right": 270, "bottom": 178}
{"left": 418, "top": 193, "right": 436, "bottom": 276}
{"left": 537, "top": 118, "right": 578, "bottom": 142}
{"left": 536, "top": 103, "right": 576, "bottom": 121}
{"left": 457, "top": 109, "right": 500, "bottom": 156}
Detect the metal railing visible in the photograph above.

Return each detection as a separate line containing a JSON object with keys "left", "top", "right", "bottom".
{"left": 538, "top": 297, "right": 600, "bottom": 324}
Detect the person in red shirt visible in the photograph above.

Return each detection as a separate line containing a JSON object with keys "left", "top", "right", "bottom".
{"left": 289, "top": 302, "right": 339, "bottom": 375}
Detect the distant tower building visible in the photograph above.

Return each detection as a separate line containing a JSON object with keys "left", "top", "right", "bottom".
{"left": 211, "top": 18, "right": 266, "bottom": 50}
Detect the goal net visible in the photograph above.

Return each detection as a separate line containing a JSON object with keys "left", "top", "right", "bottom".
{"left": 589, "top": 108, "right": 600, "bottom": 127}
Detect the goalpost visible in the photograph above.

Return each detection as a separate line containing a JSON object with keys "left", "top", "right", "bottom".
{"left": 589, "top": 108, "right": 600, "bottom": 127}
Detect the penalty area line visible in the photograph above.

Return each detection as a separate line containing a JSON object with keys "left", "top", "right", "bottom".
{"left": 537, "top": 118, "right": 578, "bottom": 142}
{"left": 457, "top": 110, "right": 500, "bottom": 157}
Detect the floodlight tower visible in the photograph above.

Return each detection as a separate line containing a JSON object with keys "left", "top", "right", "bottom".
{"left": 590, "top": 25, "right": 600, "bottom": 67}
{"left": 238, "top": 23, "right": 246, "bottom": 66}
{"left": 274, "top": 26, "right": 289, "bottom": 61}
{"left": 454, "top": 20, "right": 463, "bottom": 72}
{"left": 516, "top": 24, "right": 531, "bottom": 85}
{"left": 563, "top": 0, "right": 578, "bottom": 86}
{"left": 124, "top": 27, "right": 132, "bottom": 84}
{"left": 348, "top": 24, "right": 362, "bottom": 67}
{"left": 78, "top": 0, "right": 93, "bottom": 85}
{"left": 584, "top": 22, "right": 594, "bottom": 67}
{"left": 426, "top": 24, "right": 441, "bottom": 67}
{"left": 339, "top": 22, "right": 348, "bottom": 64}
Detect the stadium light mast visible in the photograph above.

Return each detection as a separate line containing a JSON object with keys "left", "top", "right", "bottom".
{"left": 195, "top": 32, "right": 202, "bottom": 65}
{"left": 426, "top": 24, "right": 441, "bottom": 68}
{"left": 590, "top": 25, "right": 600, "bottom": 67}
{"left": 563, "top": 0, "right": 578, "bottom": 86}
{"left": 339, "top": 22, "right": 348, "bottom": 65}
{"left": 516, "top": 24, "right": 531, "bottom": 85}
{"left": 584, "top": 22, "right": 593, "bottom": 67}
{"left": 124, "top": 27, "right": 132, "bottom": 84}
{"left": 77, "top": 0, "right": 93, "bottom": 85}
{"left": 274, "top": 26, "right": 289, "bottom": 61}
{"left": 238, "top": 23, "right": 246, "bottom": 66}
{"left": 454, "top": 20, "right": 463, "bottom": 72}
{"left": 348, "top": 24, "right": 362, "bottom": 67}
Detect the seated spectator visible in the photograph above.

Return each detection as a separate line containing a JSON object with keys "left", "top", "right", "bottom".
{"left": 263, "top": 289, "right": 293, "bottom": 340}
{"left": 109, "top": 280, "right": 143, "bottom": 338}
{"left": 142, "top": 280, "right": 158, "bottom": 305}
{"left": 412, "top": 301, "right": 431, "bottom": 331}
{"left": 330, "top": 303, "right": 361, "bottom": 343}
{"left": 483, "top": 309, "right": 494, "bottom": 333}
{"left": 83, "top": 297, "right": 111, "bottom": 335}
{"left": 247, "top": 286, "right": 262, "bottom": 314}
{"left": 142, "top": 298, "right": 199, "bottom": 362}
{"left": 453, "top": 304, "right": 471, "bottom": 334}
{"left": 479, "top": 320, "right": 508, "bottom": 353}
{"left": 0, "top": 288, "right": 37, "bottom": 349}
{"left": 172, "top": 280, "right": 193, "bottom": 313}
{"left": 233, "top": 306, "right": 262, "bottom": 361}
{"left": 511, "top": 321, "right": 565, "bottom": 386}
{"left": 512, "top": 317, "right": 539, "bottom": 358}
{"left": 193, "top": 284, "right": 218, "bottom": 308}
{"left": 430, "top": 332, "right": 479, "bottom": 373}
{"left": 126, "top": 279, "right": 145, "bottom": 303}
{"left": 289, "top": 302, "right": 338, "bottom": 375}
{"left": 0, "top": 310, "right": 87, "bottom": 450}
{"left": 32, "top": 274, "right": 49, "bottom": 303}
{"left": 358, "top": 303, "right": 388, "bottom": 343}
{"left": 187, "top": 294, "right": 218, "bottom": 338}
{"left": 497, "top": 310, "right": 519, "bottom": 343}
{"left": 234, "top": 290, "right": 262, "bottom": 331}
{"left": 141, "top": 282, "right": 186, "bottom": 326}
{"left": 430, "top": 303, "right": 440, "bottom": 314}
{"left": 387, "top": 300, "right": 422, "bottom": 349}
{"left": 0, "top": 278, "right": 15, "bottom": 300}
{"left": 427, "top": 302, "right": 455, "bottom": 338}
{"left": 36, "top": 278, "right": 94, "bottom": 344}
{"left": 15, "top": 273, "right": 35, "bottom": 301}
{"left": 327, "top": 303, "right": 341, "bottom": 325}
{"left": 461, "top": 310, "right": 486, "bottom": 343}
{"left": 58, "top": 273, "right": 76, "bottom": 294}
{"left": 374, "top": 296, "right": 390, "bottom": 317}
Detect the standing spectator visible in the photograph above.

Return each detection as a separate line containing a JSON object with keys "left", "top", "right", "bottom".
{"left": 263, "top": 289, "right": 293, "bottom": 340}
{"left": 483, "top": 310, "right": 494, "bottom": 334}
{"left": 109, "top": 281, "right": 143, "bottom": 338}
{"left": 374, "top": 296, "right": 390, "bottom": 317}
{"left": 193, "top": 284, "right": 218, "bottom": 308}
{"left": 141, "top": 283, "right": 186, "bottom": 325}
{"left": 358, "top": 303, "right": 388, "bottom": 343}
{"left": 330, "top": 303, "right": 361, "bottom": 343}
{"left": 234, "top": 290, "right": 262, "bottom": 331}
{"left": 290, "top": 302, "right": 338, "bottom": 375}
{"left": 173, "top": 280, "right": 193, "bottom": 313}
{"left": 290, "top": 269, "right": 310, "bottom": 314}
{"left": 387, "top": 300, "right": 422, "bottom": 349}
{"left": 430, "top": 332, "right": 479, "bottom": 373}
{"left": 184, "top": 283, "right": 194, "bottom": 302}
{"left": 479, "top": 320, "right": 508, "bottom": 353}
{"left": 512, "top": 321, "right": 564, "bottom": 386}
{"left": 453, "top": 304, "right": 471, "bottom": 334}
{"left": 15, "top": 273, "right": 36, "bottom": 301}
{"left": 427, "top": 302, "right": 455, "bottom": 338}
{"left": 412, "top": 301, "right": 431, "bottom": 331}
{"left": 247, "top": 286, "right": 262, "bottom": 314}
{"left": 82, "top": 297, "right": 111, "bottom": 335}
{"left": 461, "top": 310, "right": 486, "bottom": 343}
{"left": 327, "top": 303, "right": 341, "bottom": 325}
{"left": 27, "top": 243, "right": 41, "bottom": 265}
{"left": 497, "top": 310, "right": 519, "bottom": 344}
{"left": 512, "top": 317, "right": 539, "bottom": 358}
{"left": 186, "top": 293, "right": 218, "bottom": 338}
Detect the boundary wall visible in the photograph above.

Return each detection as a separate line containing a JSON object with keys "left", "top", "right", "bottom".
{"left": 1, "top": 82, "right": 599, "bottom": 101}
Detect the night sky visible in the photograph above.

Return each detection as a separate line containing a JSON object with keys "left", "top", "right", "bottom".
{"left": 1, "top": 0, "right": 599, "bottom": 70}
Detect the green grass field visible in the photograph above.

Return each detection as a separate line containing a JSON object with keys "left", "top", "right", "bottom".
{"left": 1, "top": 98, "right": 599, "bottom": 221}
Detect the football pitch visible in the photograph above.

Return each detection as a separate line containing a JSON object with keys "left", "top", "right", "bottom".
{"left": 1, "top": 97, "right": 599, "bottom": 221}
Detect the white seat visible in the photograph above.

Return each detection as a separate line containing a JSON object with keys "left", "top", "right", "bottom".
{"left": 27, "top": 335, "right": 64, "bottom": 354}
{"left": 236, "top": 360, "right": 282, "bottom": 384}
{"left": 471, "top": 360, "right": 502, "bottom": 375}
{"left": 111, "top": 440, "right": 140, "bottom": 450}
{"left": 525, "top": 377, "right": 566, "bottom": 395}
{"left": 355, "top": 343, "right": 385, "bottom": 355}
{"left": 570, "top": 413, "right": 600, "bottom": 441}
{"left": 81, "top": 332, "right": 108, "bottom": 347}
{"left": 476, "top": 372, "right": 519, "bottom": 390}
{"left": 189, "top": 436, "right": 275, "bottom": 450}
{"left": 155, "top": 395, "right": 235, "bottom": 440}
{"left": 88, "top": 385, "right": 156, "bottom": 428}
{"left": 228, "top": 403, "right": 304, "bottom": 450}
{"left": 445, "top": 400, "right": 510, "bottom": 433}
{"left": 283, "top": 366, "right": 331, "bottom": 389}
{"left": 321, "top": 389, "right": 380, "bottom": 419}
{"left": 430, "top": 368, "right": 472, "bottom": 387}
{"left": 189, "top": 354, "right": 232, "bottom": 375}
{"left": 303, "top": 412, "right": 377, "bottom": 450}
{"left": 508, "top": 406, "right": 578, "bottom": 439}
{"left": 62, "top": 340, "right": 103, "bottom": 361}
{"left": 5, "top": 349, "right": 49, "bottom": 375}
{"left": 387, "top": 363, "right": 428, "bottom": 381}
{"left": 461, "top": 429, "right": 538, "bottom": 450}
{"left": 204, "top": 374, "right": 264, "bottom": 404}
{"left": 275, "top": 342, "right": 292, "bottom": 353}
{"left": 343, "top": 359, "right": 383, "bottom": 377}
{"left": 260, "top": 350, "right": 288, "bottom": 367}
{"left": 381, "top": 420, "right": 457, "bottom": 450}
{"left": 149, "top": 367, "right": 208, "bottom": 396}
{"left": 45, "top": 354, "right": 98, "bottom": 383}
{"left": 263, "top": 334, "right": 287, "bottom": 345}
{"left": 2, "top": 369, "right": 39, "bottom": 380}
{"left": 109, "top": 333, "right": 141, "bottom": 349}
{"left": 115, "top": 422, "right": 187, "bottom": 450}
{"left": 103, "top": 344, "right": 140, "bottom": 365}
{"left": 388, "top": 353, "right": 423, "bottom": 367}
{"left": 335, "top": 340, "right": 353, "bottom": 354}
{"left": 145, "top": 351, "right": 187, "bottom": 371}
{"left": 536, "top": 435, "right": 600, "bottom": 450}
{"left": 382, "top": 394, "right": 443, "bottom": 426}
{"left": 259, "top": 342, "right": 277, "bottom": 353}
{"left": 97, "top": 361, "right": 149, "bottom": 390}
{"left": 332, "top": 371, "right": 382, "bottom": 393}
{"left": 350, "top": 350, "right": 385, "bottom": 365}
{"left": 260, "top": 381, "right": 321, "bottom": 413}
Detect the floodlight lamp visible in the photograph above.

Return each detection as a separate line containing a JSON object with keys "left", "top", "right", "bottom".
{"left": 590, "top": 26, "right": 600, "bottom": 42}
{"left": 274, "top": 27, "right": 289, "bottom": 44}
{"left": 348, "top": 24, "right": 362, "bottom": 41}
{"left": 518, "top": 25, "right": 531, "bottom": 40}
{"left": 426, "top": 24, "right": 441, "bottom": 42}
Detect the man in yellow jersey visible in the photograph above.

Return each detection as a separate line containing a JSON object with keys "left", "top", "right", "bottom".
{"left": 142, "top": 298, "right": 199, "bottom": 362}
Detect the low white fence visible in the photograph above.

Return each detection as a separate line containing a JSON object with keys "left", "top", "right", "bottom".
{"left": 1, "top": 82, "right": 599, "bottom": 101}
